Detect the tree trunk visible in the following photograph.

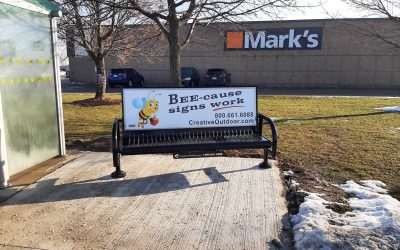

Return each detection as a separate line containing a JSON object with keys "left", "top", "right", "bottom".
{"left": 95, "top": 58, "right": 106, "bottom": 99}
{"left": 168, "top": 20, "right": 181, "bottom": 86}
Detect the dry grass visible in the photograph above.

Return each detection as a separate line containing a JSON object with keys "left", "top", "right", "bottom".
{"left": 63, "top": 94, "right": 400, "bottom": 198}
{"left": 63, "top": 94, "right": 121, "bottom": 144}
{"left": 258, "top": 96, "right": 399, "bottom": 198}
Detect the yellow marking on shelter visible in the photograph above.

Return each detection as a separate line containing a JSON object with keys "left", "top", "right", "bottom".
{"left": 8, "top": 58, "right": 12, "bottom": 63}
{"left": 9, "top": 79, "right": 14, "bottom": 84}
{"left": 17, "top": 78, "right": 21, "bottom": 84}
{"left": 30, "top": 78, "right": 35, "bottom": 83}
{"left": 29, "top": 59, "right": 33, "bottom": 63}
{"left": 48, "top": 77, "right": 53, "bottom": 82}
{"left": 22, "top": 59, "right": 27, "bottom": 63}
{"left": 47, "top": 60, "right": 51, "bottom": 64}
{"left": 24, "top": 78, "right": 28, "bottom": 84}
{"left": 15, "top": 59, "right": 20, "bottom": 63}
{"left": 43, "top": 77, "right": 48, "bottom": 83}
{"left": 0, "top": 58, "right": 4, "bottom": 63}
{"left": 1, "top": 80, "right": 6, "bottom": 84}
{"left": 36, "top": 77, "right": 41, "bottom": 83}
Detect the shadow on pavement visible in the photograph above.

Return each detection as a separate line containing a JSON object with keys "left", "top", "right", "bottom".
{"left": 1, "top": 165, "right": 263, "bottom": 206}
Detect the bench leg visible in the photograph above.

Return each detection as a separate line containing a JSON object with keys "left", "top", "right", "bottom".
{"left": 111, "top": 152, "right": 126, "bottom": 178}
{"left": 259, "top": 149, "right": 272, "bottom": 169}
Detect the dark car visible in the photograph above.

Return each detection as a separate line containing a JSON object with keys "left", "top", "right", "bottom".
{"left": 181, "top": 67, "right": 200, "bottom": 87}
{"left": 204, "top": 68, "right": 231, "bottom": 86}
{"left": 108, "top": 68, "right": 144, "bottom": 88}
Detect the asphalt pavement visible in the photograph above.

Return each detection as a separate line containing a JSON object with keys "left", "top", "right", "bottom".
{"left": 62, "top": 79, "right": 400, "bottom": 97}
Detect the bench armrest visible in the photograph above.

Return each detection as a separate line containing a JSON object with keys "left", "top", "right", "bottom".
{"left": 257, "top": 113, "right": 278, "bottom": 159}
{"left": 112, "top": 118, "right": 122, "bottom": 153}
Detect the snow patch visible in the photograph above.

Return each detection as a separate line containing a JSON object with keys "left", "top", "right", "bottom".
{"left": 288, "top": 179, "right": 299, "bottom": 189}
{"left": 291, "top": 180, "right": 400, "bottom": 249}
{"left": 283, "top": 170, "right": 294, "bottom": 177}
{"left": 389, "top": 127, "right": 400, "bottom": 133}
{"left": 352, "top": 180, "right": 387, "bottom": 194}
{"left": 375, "top": 106, "right": 400, "bottom": 113}
{"left": 283, "top": 119, "right": 305, "bottom": 125}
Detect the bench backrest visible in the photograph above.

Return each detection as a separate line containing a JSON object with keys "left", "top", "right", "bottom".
{"left": 122, "top": 87, "right": 257, "bottom": 132}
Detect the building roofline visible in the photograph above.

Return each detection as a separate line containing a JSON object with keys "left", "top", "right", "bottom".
{"left": 117, "top": 17, "right": 391, "bottom": 29}
{"left": 208, "top": 17, "right": 389, "bottom": 25}
{"left": 0, "top": 0, "right": 61, "bottom": 16}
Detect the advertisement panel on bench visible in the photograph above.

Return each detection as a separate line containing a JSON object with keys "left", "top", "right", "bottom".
{"left": 123, "top": 87, "right": 257, "bottom": 131}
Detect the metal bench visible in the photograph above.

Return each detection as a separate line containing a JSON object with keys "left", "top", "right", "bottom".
{"left": 111, "top": 87, "right": 278, "bottom": 178}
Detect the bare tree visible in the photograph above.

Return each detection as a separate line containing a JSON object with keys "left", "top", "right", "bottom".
{"left": 108, "top": 0, "right": 299, "bottom": 86}
{"left": 57, "top": 0, "right": 147, "bottom": 99}
{"left": 342, "top": 0, "right": 400, "bottom": 49}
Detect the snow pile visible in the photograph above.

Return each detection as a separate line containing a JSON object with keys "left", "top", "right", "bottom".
{"left": 291, "top": 180, "right": 400, "bottom": 249}
{"left": 375, "top": 106, "right": 400, "bottom": 113}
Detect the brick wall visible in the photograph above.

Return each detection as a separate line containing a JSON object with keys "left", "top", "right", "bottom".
{"left": 70, "top": 19, "right": 400, "bottom": 89}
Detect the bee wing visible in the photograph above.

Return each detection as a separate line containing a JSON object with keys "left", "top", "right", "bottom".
{"left": 132, "top": 97, "right": 147, "bottom": 109}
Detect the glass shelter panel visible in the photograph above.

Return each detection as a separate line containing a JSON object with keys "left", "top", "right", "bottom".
{"left": 0, "top": 4, "right": 60, "bottom": 175}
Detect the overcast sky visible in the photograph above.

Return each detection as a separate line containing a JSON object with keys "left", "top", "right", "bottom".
{"left": 280, "top": 0, "right": 377, "bottom": 20}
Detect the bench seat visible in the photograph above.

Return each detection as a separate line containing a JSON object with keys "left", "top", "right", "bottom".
{"left": 121, "top": 134, "right": 271, "bottom": 155}
{"left": 121, "top": 127, "right": 270, "bottom": 151}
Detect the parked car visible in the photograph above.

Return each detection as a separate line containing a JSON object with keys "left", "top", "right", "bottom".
{"left": 108, "top": 68, "right": 144, "bottom": 88}
{"left": 204, "top": 68, "right": 231, "bottom": 86}
{"left": 181, "top": 67, "right": 200, "bottom": 87}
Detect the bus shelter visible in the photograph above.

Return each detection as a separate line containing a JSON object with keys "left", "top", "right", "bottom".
{"left": 0, "top": 0, "right": 65, "bottom": 187}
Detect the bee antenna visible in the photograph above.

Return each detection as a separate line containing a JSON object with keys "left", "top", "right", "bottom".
{"left": 153, "top": 93, "right": 161, "bottom": 99}
{"left": 148, "top": 90, "right": 155, "bottom": 99}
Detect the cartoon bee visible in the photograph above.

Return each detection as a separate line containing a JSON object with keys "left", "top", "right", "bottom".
{"left": 132, "top": 91, "right": 161, "bottom": 128}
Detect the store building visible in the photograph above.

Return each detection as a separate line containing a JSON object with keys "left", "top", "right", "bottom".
{"left": 0, "top": 0, "right": 65, "bottom": 187}
{"left": 69, "top": 18, "right": 400, "bottom": 89}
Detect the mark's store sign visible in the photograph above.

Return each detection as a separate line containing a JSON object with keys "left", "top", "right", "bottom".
{"left": 225, "top": 28, "right": 323, "bottom": 50}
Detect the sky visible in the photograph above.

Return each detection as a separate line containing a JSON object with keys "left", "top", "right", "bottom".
{"left": 279, "top": 0, "right": 375, "bottom": 20}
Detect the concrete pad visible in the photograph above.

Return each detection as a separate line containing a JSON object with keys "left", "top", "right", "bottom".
{"left": 0, "top": 151, "right": 85, "bottom": 203}
{"left": 0, "top": 153, "right": 290, "bottom": 249}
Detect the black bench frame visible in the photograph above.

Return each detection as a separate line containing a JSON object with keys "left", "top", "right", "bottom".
{"left": 111, "top": 88, "right": 278, "bottom": 178}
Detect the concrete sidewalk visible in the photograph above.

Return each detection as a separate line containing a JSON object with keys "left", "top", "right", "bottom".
{"left": 62, "top": 79, "right": 399, "bottom": 97}
{"left": 257, "top": 87, "right": 400, "bottom": 97}
{"left": 0, "top": 153, "right": 290, "bottom": 249}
